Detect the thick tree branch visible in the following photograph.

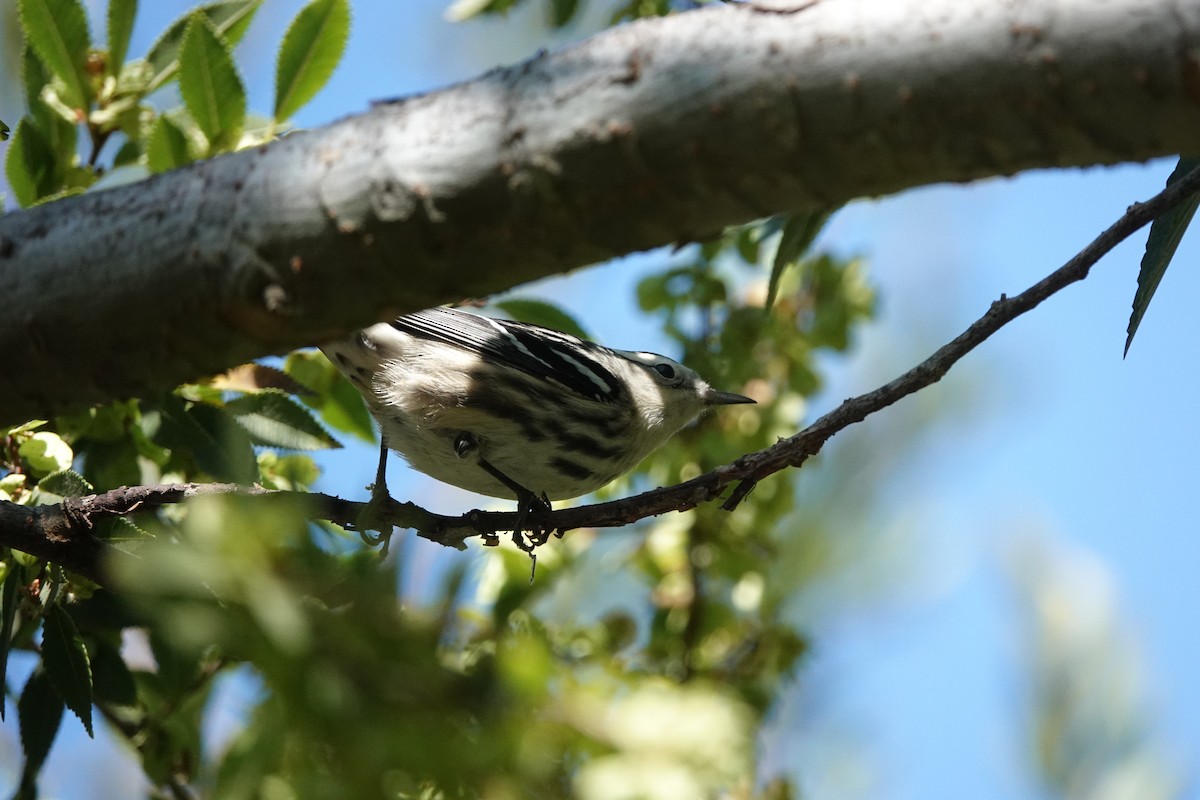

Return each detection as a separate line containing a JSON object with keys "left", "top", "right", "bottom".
{"left": 0, "top": 499, "right": 108, "bottom": 583}
{"left": 1, "top": 0, "right": 1198, "bottom": 423}
{"left": 6, "top": 164, "right": 1198, "bottom": 586}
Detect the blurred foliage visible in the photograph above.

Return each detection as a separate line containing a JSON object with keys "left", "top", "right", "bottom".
{"left": 2, "top": 2, "right": 1174, "bottom": 800}
{"left": 0, "top": 0, "right": 875, "bottom": 788}
{"left": 1007, "top": 537, "right": 1183, "bottom": 800}
{"left": 0, "top": 0, "right": 879, "bottom": 794}
{"left": 0, "top": 197, "right": 870, "bottom": 796}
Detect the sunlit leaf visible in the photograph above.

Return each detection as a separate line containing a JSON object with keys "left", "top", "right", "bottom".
{"left": 225, "top": 389, "right": 341, "bottom": 450}
{"left": 324, "top": 378, "right": 376, "bottom": 443}
{"left": 273, "top": 0, "right": 350, "bottom": 123}
{"left": 18, "top": 431, "right": 74, "bottom": 476}
{"left": 19, "top": 45, "right": 79, "bottom": 192}
{"left": 258, "top": 451, "right": 321, "bottom": 491}
{"left": 144, "top": 0, "right": 261, "bottom": 94}
{"left": 285, "top": 350, "right": 375, "bottom": 443}
{"left": 0, "top": 473, "right": 27, "bottom": 502}
{"left": 4, "top": 119, "right": 54, "bottom": 207}
{"left": 17, "top": 0, "right": 92, "bottom": 109}
{"left": 35, "top": 469, "right": 94, "bottom": 498}
{"left": 106, "top": 0, "right": 138, "bottom": 78}
{"left": 178, "top": 14, "right": 246, "bottom": 148}
{"left": 145, "top": 114, "right": 192, "bottom": 172}
{"left": 211, "top": 364, "right": 313, "bottom": 395}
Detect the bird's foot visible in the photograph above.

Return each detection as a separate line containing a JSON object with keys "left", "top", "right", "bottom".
{"left": 351, "top": 441, "right": 397, "bottom": 557}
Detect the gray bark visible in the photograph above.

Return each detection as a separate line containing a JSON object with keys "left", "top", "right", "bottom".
{"left": 2, "top": 0, "right": 1198, "bottom": 424}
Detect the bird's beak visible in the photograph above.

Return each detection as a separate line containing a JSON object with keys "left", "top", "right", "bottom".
{"left": 704, "top": 388, "right": 756, "bottom": 406}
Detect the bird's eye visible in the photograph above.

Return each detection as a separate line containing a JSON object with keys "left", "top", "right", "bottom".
{"left": 653, "top": 363, "right": 676, "bottom": 380}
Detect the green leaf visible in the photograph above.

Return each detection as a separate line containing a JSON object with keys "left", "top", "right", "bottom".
{"left": 4, "top": 118, "right": 54, "bottom": 207}
{"left": 104, "top": 515, "right": 152, "bottom": 543}
{"left": 22, "top": 44, "right": 49, "bottom": 109}
{"left": 152, "top": 395, "right": 258, "bottom": 483}
{"left": 106, "top": 0, "right": 138, "bottom": 78}
{"left": 549, "top": 0, "right": 581, "bottom": 27}
{"left": 18, "top": 431, "right": 74, "bottom": 475}
{"left": 82, "top": 438, "right": 141, "bottom": 490}
{"left": 0, "top": 566, "right": 23, "bottom": 720}
{"left": 111, "top": 138, "right": 141, "bottom": 167}
{"left": 285, "top": 350, "right": 375, "bottom": 443}
{"left": 492, "top": 298, "right": 592, "bottom": 340}
{"left": 0, "top": 119, "right": 9, "bottom": 140}
{"left": 225, "top": 389, "right": 341, "bottom": 450}
{"left": 145, "top": 0, "right": 262, "bottom": 95}
{"left": 36, "top": 469, "right": 94, "bottom": 498}
{"left": 89, "top": 636, "right": 138, "bottom": 707}
{"left": 17, "top": 0, "right": 92, "bottom": 109}
{"left": 67, "top": 589, "right": 139, "bottom": 633}
{"left": 30, "top": 186, "right": 87, "bottom": 206}
{"left": 5, "top": 420, "right": 47, "bottom": 436}
{"left": 23, "top": 46, "right": 78, "bottom": 163}
{"left": 325, "top": 378, "right": 376, "bottom": 443}
{"left": 735, "top": 227, "right": 760, "bottom": 265}
{"left": 211, "top": 363, "right": 314, "bottom": 395}
{"left": 0, "top": 473, "right": 27, "bottom": 502}
{"left": 178, "top": 14, "right": 246, "bottom": 148}
{"left": 258, "top": 452, "right": 321, "bottom": 490}
{"left": 17, "top": 667, "right": 65, "bottom": 796}
{"left": 1125, "top": 156, "right": 1200, "bottom": 356}
{"left": 146, "top": 114, "right": 193, "bottom": 172}
{"left": 273, "top": 0, "right": 350, "bottom": 123}
{"left": 768, "top": 209, "right": 832, "bottom": 309}
{"left": 41, "top": 606, "right": 94, "bottom": 737}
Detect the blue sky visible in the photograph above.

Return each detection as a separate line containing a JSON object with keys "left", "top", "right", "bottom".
{"left": 2, "top": 1, "right": 1197, "bottom": 798}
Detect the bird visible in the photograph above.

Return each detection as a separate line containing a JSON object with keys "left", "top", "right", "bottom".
{"left": 320, "top": 305, "right": 754, "bottom": 546}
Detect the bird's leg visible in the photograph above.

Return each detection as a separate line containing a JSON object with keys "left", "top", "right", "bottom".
{"left": 481, "top": 461, "right": 551, "bottom": 584}
{"left": 454, "top": 433, "right": 498, "bottom": 547}
{"left": 354, "top": 436, "right": 395, "bottom": 555}
{"left": 455, "top": 432, "right": 553, "bottom": 564}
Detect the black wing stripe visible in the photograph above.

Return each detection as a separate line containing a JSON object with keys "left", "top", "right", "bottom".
{"left": 389, "top": 308, "right": 623, "bottom": 402}
{"left": 389, "top": 308, "right": 544, "bottom": 375}
{"left": 502, "top": 324, "right": 623, "bottom": 402}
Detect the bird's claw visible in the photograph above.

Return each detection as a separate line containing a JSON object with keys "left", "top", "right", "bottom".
{"left": 351, "top": 480, "right": 395, "bottom": 557}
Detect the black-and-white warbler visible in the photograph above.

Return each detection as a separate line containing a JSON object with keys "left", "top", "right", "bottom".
{"left": 321, "top": 306, "right": 753, "bottom": 530}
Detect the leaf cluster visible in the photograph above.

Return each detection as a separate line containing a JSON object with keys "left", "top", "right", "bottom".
{"left": 4, "top": 0, "right": 350, "bottom": 207}
{"left": 0, "top": 204, "right": 877, "bottom": 797}
{"left": 0, "top": 2, "right": 378, "bottom": 759}
{"left": 0, "top": 2, "right": 890, "bottom": 797}
{"left": 0, "top": 365, "right": 357, "bottom": 795}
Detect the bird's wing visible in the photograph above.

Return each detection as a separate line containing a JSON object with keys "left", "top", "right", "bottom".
{"left": 389, "top": 307, "right": 623, "bottom": 402}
